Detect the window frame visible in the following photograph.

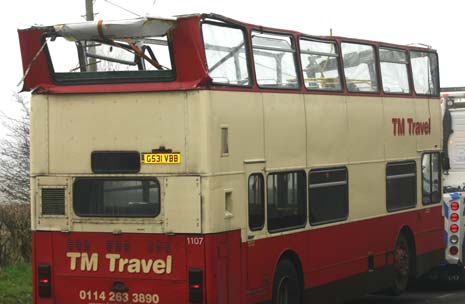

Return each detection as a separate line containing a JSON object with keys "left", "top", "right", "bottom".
{"left": 340, "top": 41, "right": 380, "bottom": 94}
{"left": 421, "top": 152, "right": 442, "bottom": 205}
{"left": 251, "top": 29, "right": 301, "bottom": 90}
{"left": 200, "top": 20, "right": 253, "bottom": 88}
{"left": 73, "top": 177, "right": 161, "bottom": 218}
{"left": 409, "top": 50, "right": 440, "bottom": 97}
{"left": 248, "top": 173, "right": 265, "bottom": 231}
{"left": 308, "top": 167, "right": 349, "bottom": 226}
{"left": 43, "top": 34, "right": 177, "bottom": 85}
{"left": 386, "top": 161, "right": 417, "bottom": 212}
{"left": 298, "top": 36, "right": 343, "bottom": 92}
{"left": 266, "top": 170, "right": 307, "bottom": 233}
{"left": 378, "top": 46, "right": 411, "bottom": 95}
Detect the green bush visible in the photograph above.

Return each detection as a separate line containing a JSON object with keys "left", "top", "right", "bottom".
{"left": 0, "top": 262, "right": 32, "bottom": 304}
{"left": 0, "top": 203, "right": 31, "bottom": 266}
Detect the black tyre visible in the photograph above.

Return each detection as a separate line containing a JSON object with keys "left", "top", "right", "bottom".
{"left": 388, "top": 233, "right": 412, "bottom": 295}
{"left": 272, "top": 259, "right": 302, "bottom": 304}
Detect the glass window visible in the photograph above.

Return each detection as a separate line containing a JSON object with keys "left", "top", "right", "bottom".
{"left": 309, "top": 167, "right": 348, "bottom": 225}
{"left": 248, "top": 174, "right": 265, "bottom": 230}
{"left": 380, "top": 48, "right": 410, "bottom": 94}
{"left": 267, "top": 171, "right": 306, "bottom": 231}
{"left": 341, "top": 42, "right": 378, "bottom": 92}
{"left": 46, "top": 35, "right": 174, "bottom": 83}
{"left": 422, "top": 153, "right": 441, "bottom": 205}
{"left": 411, "top": 51, "right": 439, "bottom": 95}
{"left": 300, "top": 39, "right": 342, "bottom": 91}
{"left": 252, "top": 31, "right": 298, "bottom": 89}
{"left": 202, "top": 23, "right": 250, "bottom": 86}
{"left": 73, "top": 179, "right": 160, "bottom": 217}
{"left": 386, "top": 161, "right": 417, "bottom": 211}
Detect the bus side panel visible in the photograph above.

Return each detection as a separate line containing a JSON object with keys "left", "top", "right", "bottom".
{"left": 412, "top": 206, "right": 444, "bottom": 275}
{"left": 242, "top": 206, "right": 443, "bottom": 303}
{"left": 204, "top": 230, "right": 241, "bottom": 304}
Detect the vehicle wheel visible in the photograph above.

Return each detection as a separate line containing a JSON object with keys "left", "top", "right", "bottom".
{"left": 272, "top": 259, "right": 302, "bottom": 304}
{"left": 388, "top": 233, "right": 412, "bottom": 295}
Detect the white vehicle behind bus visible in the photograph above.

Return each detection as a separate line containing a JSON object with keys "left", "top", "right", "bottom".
{"left": 439, "top": 87, "right": 465, "bottom": 283}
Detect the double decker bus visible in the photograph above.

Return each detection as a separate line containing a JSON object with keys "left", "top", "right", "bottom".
{"left": 19, "top": 13, "right": 443, "bottom": 304}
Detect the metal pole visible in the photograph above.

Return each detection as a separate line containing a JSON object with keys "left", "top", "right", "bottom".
{"left": 85, "top": 0, "right": 94, "bottom": 21}
{"left": 85, "top": 0, "right": 97, "bottom": 71}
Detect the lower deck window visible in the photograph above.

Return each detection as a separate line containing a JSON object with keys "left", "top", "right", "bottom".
{"left": 73, "top": 178, "right": 160, "bottom": 217}
{"left": 267, "top": 171, "right": 306, "bottom": 231}
{"left": 386, "top": 161, "right": 416, "bottom": 211}
{"left": 248, "top": 174, "right": 265, "bottom": 231}
{"left": 422, "top": 152, "right": 441, "bottom": 204}
{"left": 309, "top": 167, "right": 348, "bottom": 225}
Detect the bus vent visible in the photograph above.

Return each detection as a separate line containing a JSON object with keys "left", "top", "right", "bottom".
{"left": 41, "top": 188, "right": 65, "bottom": 215}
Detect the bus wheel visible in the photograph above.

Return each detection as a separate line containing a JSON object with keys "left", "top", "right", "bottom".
{"left": 389, "top": 233, "right": 411, "bottom": 295}
{"left": 272, "top": 259, "right": 302, "bottom": 304}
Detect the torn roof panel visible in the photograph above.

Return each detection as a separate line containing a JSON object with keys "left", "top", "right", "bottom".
{"left": 53, "top": 16, "right": 177, "bottom": 41}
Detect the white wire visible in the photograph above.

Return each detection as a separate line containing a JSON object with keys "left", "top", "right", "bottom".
{"left": 103, "top": 0, "right": 142, "bottom": 17}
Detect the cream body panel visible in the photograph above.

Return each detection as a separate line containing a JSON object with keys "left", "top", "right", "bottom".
{"left": 30, "top": 89, "right": 443, "bottom": 236}
{"left": 201, "top": 174, "right": 245, "bottom": 234}
{"left": 263, "top": 93, "right": 306, "bottom": 169}
{"left": 383, "top": 97, "right": 417, "bottom": 159}
{"left": 30, "top": 95, "right": 49, "bottom": 175}
{"left": 427, "top": 98, "right": 442, "bottom": 151}
{"left": 415, "top": 98, "right": 439, "bottom": 151}
{"left": 207, "top": 91, "right": 265, "bottom": 173}
{"left": 306, "top": 95, "right": 348, "bottom": 166}
{"left": 47, "top": 92, "right": 189, "bottom": 174}
{"left": 346, "top": 163, "right": 386, "bottom": 221}
{"left": 347, "top": 96, "right": 384, "bottom": 162}
{"left": 185, "top": 91, "right": 210, "bottom": 174}
{"left": 163, "top": 176, "right": 201, "bottom": 233}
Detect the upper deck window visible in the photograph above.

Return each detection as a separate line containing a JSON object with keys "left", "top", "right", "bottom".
{"left": 252, "top": 31, "right": 298, "bottom": 89}
{"left": 341, "top": 42, "right": 378, "bottom": 93}
{"left": 46, "top": 18, "right": 175, "bottom": 84}
{"left": 411, "top": 51, "right": 439, "bottom": 96}
{"left": 379, "top": 48, "right": 410, "bottom": 94}
{"left": 202, "top": 23, "right": 250, "bottom": 86}
{"left": 299, "top": 39, "right": 342, "bottom": 91}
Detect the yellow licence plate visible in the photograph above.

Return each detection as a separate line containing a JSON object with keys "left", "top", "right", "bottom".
{"left": 142, "top": 153, "right": 181, "bottom": 164}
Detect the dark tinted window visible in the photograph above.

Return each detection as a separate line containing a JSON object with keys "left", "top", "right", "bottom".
{"left": 422, "top": 153, "right": 441, "bottom": 204}
{"left": 309, "top": 167, "right": 348, "bottom": 225}
{"left": 267, "top": 171, "right": 306, "bottom": 232}
{"left": 386, "top": 161, "right": 416, "bottom": 211}
{"left": 74, "top": 178, "right": 160, "bottom": 217}
{"left": 248, "top": 174, "right": 265, "bottom": 231}
{"left": 91, "top": 151, "right": 140, "bottom": 173}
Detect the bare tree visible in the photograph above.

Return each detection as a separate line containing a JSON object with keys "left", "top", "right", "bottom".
{"left": 0, "top": 93, "right": 30, "bottom": 204}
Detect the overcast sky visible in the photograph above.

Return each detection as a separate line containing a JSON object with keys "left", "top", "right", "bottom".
{"left": 1, "top": 0, "right": 464, "bottom": 136}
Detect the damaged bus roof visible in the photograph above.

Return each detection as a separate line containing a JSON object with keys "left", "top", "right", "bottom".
{"left": 22, "top": 16, "right": 178, "bottom": 40}
{"left": 55, "top": 16, "right": 177, "bottom": 40}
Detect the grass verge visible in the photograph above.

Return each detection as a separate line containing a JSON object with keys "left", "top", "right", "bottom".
{"left": 0, "top": 263, "right": 32, "bottom": 304}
